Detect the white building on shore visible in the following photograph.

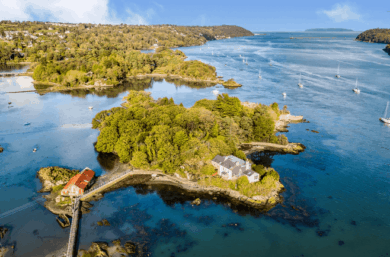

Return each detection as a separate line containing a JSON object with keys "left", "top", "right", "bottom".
{"left": 211, "top": 155, "right": 260, "bottom": 183}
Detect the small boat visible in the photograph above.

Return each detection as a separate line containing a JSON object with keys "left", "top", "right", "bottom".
{"left": 8, "top": 102, "right": 11, "bottom": 105}
{"left": 24, "top": 122, "right": 31, "bottom": 126}
{"left": 225, "top": 64, "right": 227, "bottom": 66}
{"left": 269, "top": 62, "right": 272, "bottom": 67}
{"left": 246, "top": 58, "right": 248, "bottom": 65}
{"left": 282, "top": 92, "right": 287, "bottom": 97}
{"left": 380, "top": 101, "right": 390, "bottom": 124}
{"left": 89, "top": 106, "right": 93, "bottom": 110}
{"left": 243, "top": 58, "right": 245, "bottom": 63}
{"left": 298, "top": 73, "right": 303, "bottom": 88}
{"left": 335, "top": 64, "right": 341, "bottom": 78}
{"left": 258, "top": 69, "right": 262, "bottom": 79}
{"left": 212, "top": 51, "right": 213, "bottom": 55}
{"left": 353, "top": 79, "right": 360, "bottom": 94}
{"left": 33, "top": 148, "right": 37, "bottom": 153}
{"left": 212, "top": 89, "right": 219, "bottom": 95}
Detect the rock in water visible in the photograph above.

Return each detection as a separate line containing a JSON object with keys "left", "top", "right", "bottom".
{"left": 0, "top": 146, "right": 3, "bottom": 153}
{"left": 124, "top": 241, "right": 137, "bottom": 254}
{"left": 0, "top": 227, "right": 8, "bottom": 238}
{"left": 192, "top": 198, "right": 201, "bottom": 206}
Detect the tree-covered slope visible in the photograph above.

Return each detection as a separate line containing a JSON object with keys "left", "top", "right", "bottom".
{"left": 356, "top": 29, "right": 390, "bottom": 44}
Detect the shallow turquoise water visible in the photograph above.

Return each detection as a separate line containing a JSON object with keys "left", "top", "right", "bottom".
{"left": 1, "top": 32, "right": 390, "bottom": 256}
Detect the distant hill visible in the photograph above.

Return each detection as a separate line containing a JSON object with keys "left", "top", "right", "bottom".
{"left": 305, "top": 28, "right": 353, "bottom": 32}
{"left": 356, "top": 28, "right": 390, "bottom": 44}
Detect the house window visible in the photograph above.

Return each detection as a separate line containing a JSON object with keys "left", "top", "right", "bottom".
{"left": 254, "top": 175, "right": 259, "bottom": 180}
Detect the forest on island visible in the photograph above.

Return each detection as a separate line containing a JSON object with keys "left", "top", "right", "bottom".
{"left": 92, "top": 91, "right": 287, "bottom": 197}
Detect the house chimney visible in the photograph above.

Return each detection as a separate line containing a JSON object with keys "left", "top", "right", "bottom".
{"left": 245, "top": 160, "right": 250, "bottom": 170}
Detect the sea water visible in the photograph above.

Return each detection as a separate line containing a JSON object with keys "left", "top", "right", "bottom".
{"left": 1, "top": 32, "right": 390, "bottom": 256}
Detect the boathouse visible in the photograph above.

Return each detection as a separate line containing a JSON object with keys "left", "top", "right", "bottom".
{"left": 61, "top": 168, "right": 95, "bottom": 197}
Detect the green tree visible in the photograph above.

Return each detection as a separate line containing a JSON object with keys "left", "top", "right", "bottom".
{"left": 130, "top": 151, "right": 149, "bottom": 168}
{"left": 95, "top": 126, "right": 119, "bottom": 153}
{"left": 173, "top": 130, "right": 188, "bottom": 147}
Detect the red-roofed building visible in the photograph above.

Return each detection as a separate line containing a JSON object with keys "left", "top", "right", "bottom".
{"left": 61, "top": 167, "right": 95, "bottom": 197}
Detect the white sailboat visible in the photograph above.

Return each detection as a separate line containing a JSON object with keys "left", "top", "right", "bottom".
{"left": 89, "top": 106, "right": 93, "bottom": 110}
{"left": 335, "top": 64, "right": 341, "bottom": 78}
{"left": 282, "top": 92, "right": 287, "bottom": 97}
{"left": 298, "top": 73, "right": 303, "bottom": 88}
{"left": 243, "top": 58, "right": 245, "bottom": 63}
{"left": 258, "top": 68, "right": 262, "bottom": 79}
{"left": 212, "top": 89, "right": 219, "bottom": 95}
{"left": 353, "top": 79, "right": 360, "bottom": 94}
{"left": 380, "top": 101, "right": 390, "bottom": 124}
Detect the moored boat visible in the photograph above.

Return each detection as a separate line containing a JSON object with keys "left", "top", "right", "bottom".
{"left": 380, "top": 102, "right": 390, "bottom": 124}
{"left": 353, "top": 79, "right": 360, "bottom": 94}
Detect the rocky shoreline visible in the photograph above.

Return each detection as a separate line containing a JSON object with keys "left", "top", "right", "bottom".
{"left": 275, "top": 113, "right": 305, "bottom": 132}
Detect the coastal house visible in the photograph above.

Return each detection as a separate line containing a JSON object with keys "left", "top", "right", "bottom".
{"left": 211, "top": 155, "right": 260, "bottom": 183}
{"left": 61, "top": 168, "right": 95, "bottom": 197}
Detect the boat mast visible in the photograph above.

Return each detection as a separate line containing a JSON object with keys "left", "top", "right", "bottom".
{"left": 356, "top": 79, "right": 358, "bottom": 89}
{"left": 385, "top": 102, "right": 389, "bottom": 118}
{"left": 299, "top": 73, "right": 301, "bottom": 83}
{"left": 337, "top": 64, "right": 340, "bottom": 75}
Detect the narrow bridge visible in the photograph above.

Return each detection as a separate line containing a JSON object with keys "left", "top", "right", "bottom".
{"left": 66, "top": 169, "right": 133, "bottom": 257}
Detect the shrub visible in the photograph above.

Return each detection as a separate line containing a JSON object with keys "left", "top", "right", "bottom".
{"left": 200, "top": 164, "right": 217, "bottom": 175}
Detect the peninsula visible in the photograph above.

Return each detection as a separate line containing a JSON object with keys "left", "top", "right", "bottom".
{"left": 0, "top": 21, "right": 252, "bottom": 91}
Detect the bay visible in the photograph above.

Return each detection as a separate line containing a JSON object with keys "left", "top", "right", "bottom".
{"left": 0, "top": 31, "right": 389, "bottom": 256}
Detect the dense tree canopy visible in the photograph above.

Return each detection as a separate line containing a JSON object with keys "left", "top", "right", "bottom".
{"left": 93, "top": 92, "right": 281, "bottom": 176}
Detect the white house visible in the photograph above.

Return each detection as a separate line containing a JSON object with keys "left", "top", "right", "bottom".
{"left": 211, "top": 155, "right": 260, "bottom": 183}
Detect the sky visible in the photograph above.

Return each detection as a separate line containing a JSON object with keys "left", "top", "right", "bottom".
{"left": 0, "top": 0, "right": 389, "bottom": 31}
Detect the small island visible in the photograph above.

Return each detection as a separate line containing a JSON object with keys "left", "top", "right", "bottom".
{"left": 36, "top": 92, "right": 305, "bottom": 216}
{"left": 305, "top": 28, "right": 353, "bottom": 32}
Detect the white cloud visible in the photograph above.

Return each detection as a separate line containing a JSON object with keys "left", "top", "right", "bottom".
{"left": 320, "top": 4, "right": 361, "bottom": 22}
{"left": 0, "top": 0, "right": 150, "bottom": 25}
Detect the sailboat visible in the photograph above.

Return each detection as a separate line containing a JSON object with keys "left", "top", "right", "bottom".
{"left": 298, "top": 73, "right": 303, "bottom": 88}
{"left": 353, "top": 79, "right": 360, "bottom": 94}
{"left": 246, "top": 58, "right": 248, "bottom": 65}
{"left": 282, "top": 92, "right": 287, "bottom": 97}
{"left": 335, "top": 64, "right": 341, "bottom": 78}
{"left": 380, "top": 102, "right": 390, "bottom": 124}
{"left": 243, "top": 58, "right": 245, "bottom": 63}
{"left": 212, "top": 51, "right": 214, "bottom": 55}
{"left": 258, "top": 69, "right": 262, "bottom": 79}
{"left": 212, "top": 89, "right": 219, "bottom": 95}
{"left": 269, "top": 61, "right": 272, "bottom": 67}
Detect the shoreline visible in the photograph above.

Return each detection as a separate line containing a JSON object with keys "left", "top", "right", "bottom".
{"left": 31, "top": 73, "right": 240, "bottom": 94}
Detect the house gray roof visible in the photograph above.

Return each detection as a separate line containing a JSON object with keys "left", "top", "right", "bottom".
{"left": 243, "top": 170, "right": 257, "bottom": 177}
{"left": 226, "top": 155, "right": 246, "bottom": 166}
{"left": 231, "top": 166, "right": 243, "bottom": 176}
{"left": 221, "top": 160, "right": 236, "bottom": 169}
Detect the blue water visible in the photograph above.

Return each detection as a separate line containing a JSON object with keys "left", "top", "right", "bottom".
{"left": 1, "top": 32, "right": 390, "bottom": 256}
